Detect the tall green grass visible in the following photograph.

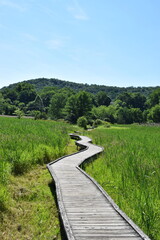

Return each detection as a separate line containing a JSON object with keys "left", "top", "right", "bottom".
{"left": 85, "top": 125, "right": 160, "bottom": 240}
{"left": 0, "top": 117, "right": 74, "bottom": 211}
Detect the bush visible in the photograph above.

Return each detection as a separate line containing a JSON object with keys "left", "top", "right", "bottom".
{"left": 34, "top": 111, "right": 48, "bottom": 120}
{"left": 14, "top": 109, "right": 24, "bottom": 119}
{"left": 77, "top": 116, "right": 88, "bottom": 129}
{"left": 103, "top": 121, "right": 111, "bottom": 128}
{"left": 93, "top": 119, "right": 103, "bottom": 128}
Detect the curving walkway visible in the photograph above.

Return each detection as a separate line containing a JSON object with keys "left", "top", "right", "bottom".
{"left": 47, "top": 134, "right": 151, "bottom": 240}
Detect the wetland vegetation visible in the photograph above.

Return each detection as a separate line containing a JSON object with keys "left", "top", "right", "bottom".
{"left": 0, "top": 117, "right": 77, "bottom": 240}
{"left": 85, "top": 124, "right": 160, "bottom": 240}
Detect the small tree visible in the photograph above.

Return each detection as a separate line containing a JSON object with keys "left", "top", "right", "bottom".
{"left": 77, "top": 116, "right": 88, "bottom": 129}
{"left": 14, "top": 109, "right": 24, "bottom": 119}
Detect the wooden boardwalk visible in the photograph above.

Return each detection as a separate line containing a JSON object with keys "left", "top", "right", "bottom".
{"left": 47, "top": 134, "right": 151, "bottom": 240}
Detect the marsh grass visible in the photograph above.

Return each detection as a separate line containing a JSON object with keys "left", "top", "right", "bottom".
{"left": 85, "top": 125, "right": 160, "bottom": 240}
{"left": 0, "top": 165, "right": 61, "bottom": 240}
{"left": 0, "top": 117, "right": 78, "bottom": 239}
{"left": 0, "top": 117, "right": 76, "bottom": 211}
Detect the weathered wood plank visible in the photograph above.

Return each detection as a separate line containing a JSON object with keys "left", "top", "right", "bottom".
{"left": 72, "top": 225, "right": 134, "bottom": 230}
{"left": 75, "top": 233, "right": 139, "bottom": 237}
{"left": 76, "top": 237, "right": 142, "bottom": 240}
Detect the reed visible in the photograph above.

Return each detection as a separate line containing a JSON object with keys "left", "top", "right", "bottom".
{"left": 85, "top": 125, "right": 160, "bottom": 240}
{"left": 0, "top": 117, "right": 73, "bottom": 211}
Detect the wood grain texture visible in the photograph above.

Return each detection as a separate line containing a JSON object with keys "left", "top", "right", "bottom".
{"left": 47, "top": 134, "right": 151, "bottom": 240}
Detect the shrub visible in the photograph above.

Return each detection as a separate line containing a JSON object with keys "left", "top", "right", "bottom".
{"left": 93, "top": 119, "right": 103, "bottom": 128}
{"left": 14, "top": 109, "right": 24, "bottom": 119}
{"left": 103, "top": 121, "right": 111, "bottom": 128}
{"left": 77, "top": 116, "right": 88, "bottom": 129}
{"left": 34, "top": 111, "right": 48, "bottom": 120}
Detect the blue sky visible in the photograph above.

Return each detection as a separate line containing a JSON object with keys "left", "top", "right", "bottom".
{"left": 0, "top": 0, "right": 160, "bottom": 88}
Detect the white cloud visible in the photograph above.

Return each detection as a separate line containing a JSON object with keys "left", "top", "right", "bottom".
{"left": 0, "top": 0, "right": 26, "bottom": 11}
{"left": 68, "top": 0, "right": 88, "bottom": 20}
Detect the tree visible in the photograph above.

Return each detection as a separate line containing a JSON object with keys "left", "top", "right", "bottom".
{"left": 143, "top": 109, "right": 149, "bottom": 122}
{"left": 1, "top": 88, "right": 18, "bottom": 102}
{"left": 117, "top": 92, "right": 133, "bottom": 108}
{"left": 0, "top": 93, "right": 5, "bottom": 114}
{"left": 147, "top": 88, "right": 160, "bottom": 107}
{"left": 76, "top": 91, "right": 92, "bottom": 118}
{"left": 148, "top": 105, "right": 160, "bottom": 122}
{"left": 65, "top": 91, "right": 92, "bottom": 123}
{"left": 27, "top": 95, "right": 44, "bottom": 112}
{"left": 65, "top": 95, "right": 78, "bottom": 123}
{"left": 130, "top": 108, "right": 143, "bottom": 123}
{"left": 16, "top": 82, "right": 36, "bottom": 104}
{"left": 3, "top": 99, "right": 17, "bottom": 115}
{"left": 113, "top": 99, "right": 127, "bottom": 109}
{"left": 131, "top": 93, "right": 146, "bottom": 110}
{"left": 95, "top": 91, "right": 111, "bottom": 107}
{"left": 92, "top": 105, "right": 115, "bottom": 123}
{"left": 49, "top": 93, "right": 66, "bottom": 119}
{"left": 117, "top": 92, "right": 146, "bottom": 110}
{"left": 116, "top": 107, "right": 133, "bottom": 124}
{"left": 40, "top": 87, "right": 57, "bottom": 107}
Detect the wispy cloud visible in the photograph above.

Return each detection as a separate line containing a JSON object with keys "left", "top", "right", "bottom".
{"left": 68, "top": 0, "right": 88, "bottom": 20}
{"left": 0, "top": 0, "right": 26, "bottom": 11}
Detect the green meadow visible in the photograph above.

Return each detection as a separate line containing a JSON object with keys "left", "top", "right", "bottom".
{"left": 0, "top": 117, "right": 159, "bottom": 240}
{"left": 85, "top": 125, "right": 160, "bottom": 240}
{"left": 0, "top": 117, "right": 77, "bottom": 239}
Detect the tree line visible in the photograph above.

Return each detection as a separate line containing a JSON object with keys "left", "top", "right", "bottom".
{"left": 0, "top": 81, "right": 160, "bottom": 124}
{"left": 3, "top": 78, "right": 159, "bottom": 100}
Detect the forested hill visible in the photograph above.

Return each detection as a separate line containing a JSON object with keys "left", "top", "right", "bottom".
{"left": 3, "top": 77, "right": 159, "bottom": 100}
{"left": 1, "top": 77, "right": 160, "bottom": 124}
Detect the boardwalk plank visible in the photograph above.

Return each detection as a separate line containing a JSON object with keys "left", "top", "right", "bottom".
{"left": 47, "top": 134, "right": 151, "bottom": 240}
{"left": 76, "top": 237, "right": 142, "bottom": 240}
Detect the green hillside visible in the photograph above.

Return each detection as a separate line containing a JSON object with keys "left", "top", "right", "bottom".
{"left": 2, "top": 77, "right": 159, "bottom": 100}
{"left": 0, "top": 78, "right": 160, "bottom": 124}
